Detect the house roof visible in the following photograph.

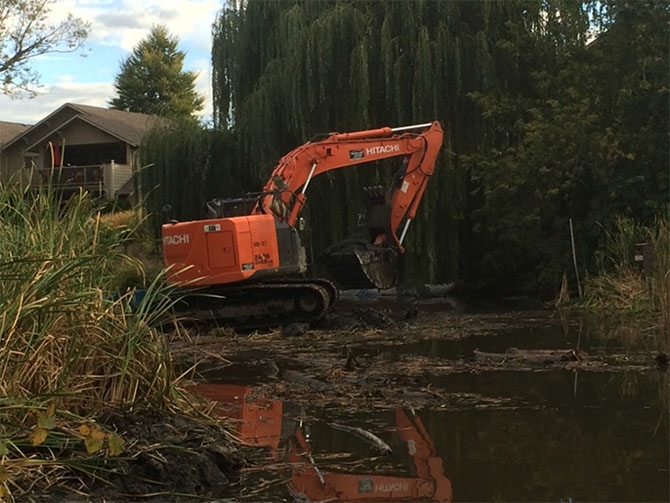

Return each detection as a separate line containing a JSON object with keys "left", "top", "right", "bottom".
{"left": 0, "top": 121, "right": 31, "bottom": 148}
{"left": 67, "top": 103, "right": 165, "bottom": 146}
{"left": 1, "top": 103, "right": 166, "bottom": 151}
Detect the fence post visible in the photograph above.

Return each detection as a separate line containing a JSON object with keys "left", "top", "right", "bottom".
{"left": 569, "top": 218, "right": 583, "bottom": 298}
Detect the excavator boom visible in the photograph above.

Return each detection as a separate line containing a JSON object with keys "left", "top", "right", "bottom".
{"left": 254, "top": 121, "right": 443, "bottom": 251}
{"left": 252, "top": 121, "right": 443, "bottom": 290}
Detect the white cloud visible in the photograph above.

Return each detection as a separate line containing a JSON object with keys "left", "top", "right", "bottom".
{"left": 0, "top": 82, "right": 115, "bottom": 124}
{"left": 191, "top": 57, "right": 213, "bottom": 108}
{"left": 59, "top": 0, "right": 222, "bottom": 52}
{"left": 0, "top": 0, "right": 218, "bottom": 124}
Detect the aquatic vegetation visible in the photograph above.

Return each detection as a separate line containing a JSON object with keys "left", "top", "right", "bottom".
{"left": 580, "top": 214, "right": 670, "bottom": 348}
{"left": 0, "top": 183, "right": 195, "bottom": 499}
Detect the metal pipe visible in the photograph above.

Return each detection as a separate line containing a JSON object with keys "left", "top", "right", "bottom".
{"left": 301, "top": 162, "right": 317, "bottom": 194}
{"left": 398, "top": 218, "right": 412, "bottom": 245}
{"left": 390, "top": 122, "right": 433, "bottom": 133}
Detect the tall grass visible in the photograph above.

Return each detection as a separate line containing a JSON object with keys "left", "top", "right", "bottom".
{"left": 581, "top": 213, "right": 670, "bottom": 345}
{"left": 649, "top": 215, "right": 670, "bottom": 332}
{"left": 0, "top": 183, "right": 187, "bottom": 499}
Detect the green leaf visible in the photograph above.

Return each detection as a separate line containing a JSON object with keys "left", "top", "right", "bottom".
{"left": 37, "top": 412, "right": 56, "bottom": 430}
{"left": 108, "top": 433, "right": 126, "bottom": 457}
{"left": 0, "top": 441, "right": 8, "bottom": 456}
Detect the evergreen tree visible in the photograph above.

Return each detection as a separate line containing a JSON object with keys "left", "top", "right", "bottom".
{"left": 110, "top": 25, "right": 204, "bottom": 120}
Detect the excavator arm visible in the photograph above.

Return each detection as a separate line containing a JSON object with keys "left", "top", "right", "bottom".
{"left": 252, "top": 121, "right": 443, "bottom": 290}
{"left": 253, "top": 121, "right": 443, "bottom": 252}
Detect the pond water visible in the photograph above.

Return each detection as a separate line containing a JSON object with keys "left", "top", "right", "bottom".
{"left": 196, "top": 311, "right": 669, "bottom": 502}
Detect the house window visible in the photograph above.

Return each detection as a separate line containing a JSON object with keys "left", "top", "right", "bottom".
{"left": 59, "top": 143, "right": 127, "bottom": 166}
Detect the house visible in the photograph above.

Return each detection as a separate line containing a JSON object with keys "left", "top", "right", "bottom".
{"left": 0, "top": 103, "right": 165, "bottom": 201}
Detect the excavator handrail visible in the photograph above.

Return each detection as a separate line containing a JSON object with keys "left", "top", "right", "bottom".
{"left": 252, "top": 121, "right": 444, "bottom": 252}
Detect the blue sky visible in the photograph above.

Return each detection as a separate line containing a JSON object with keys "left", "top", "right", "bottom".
{"left": 0, "top": 0, "right": 222, "bottom": 124}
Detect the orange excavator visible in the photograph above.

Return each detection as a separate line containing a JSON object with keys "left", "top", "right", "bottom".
{"left": 162, "top": 121, "right": 444, "bottom": 325}
{"left": 194, "top": 383, "right": 452, "bottom": 502}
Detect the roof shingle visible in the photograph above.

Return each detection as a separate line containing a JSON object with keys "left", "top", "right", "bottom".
{"left": 0, "top": 121, "right": 31, "bottom": 148}
{"left": 67, "top": 103, "right": 166, "bottom": 146}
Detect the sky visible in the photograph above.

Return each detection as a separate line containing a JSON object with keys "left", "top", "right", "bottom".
{"left": 0, "top": 0, "right": 223, "bottom": 125}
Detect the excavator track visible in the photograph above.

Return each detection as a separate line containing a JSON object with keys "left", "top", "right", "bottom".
{"left": 172, "top": 278, "right": 338, "bottom": 329}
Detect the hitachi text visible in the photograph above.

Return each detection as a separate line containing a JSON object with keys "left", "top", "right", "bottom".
{"left": 163, "top": 234, "right": 190, "bottom": 246}
{"left": 366, "top": 144, "right": 400, "bottom": 155}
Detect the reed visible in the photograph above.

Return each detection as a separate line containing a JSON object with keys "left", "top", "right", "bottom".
{"left": 0, "top": 183, "right": 192, "bottom": 499}
{"left": 581, "top": 213, "right": 670, "bottom": 348}
{"left": 0, "top": 185, "right": 177, "bottom": 406}
{"left": 648, "top": 214, "right": 670, "bottom": 334}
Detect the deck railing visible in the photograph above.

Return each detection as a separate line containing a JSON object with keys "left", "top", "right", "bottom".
{"left": 38, "top": 165, "right": 104, "bottom": 192}
{"left": 36, "top": 162, "right": 132, "bottom": 199}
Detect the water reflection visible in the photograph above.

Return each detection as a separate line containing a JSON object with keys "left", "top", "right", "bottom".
{"left": 195, "top": 383, "right": 452, "bottom": 502}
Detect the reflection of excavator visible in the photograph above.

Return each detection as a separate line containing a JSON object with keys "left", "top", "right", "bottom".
{"left": 288, "top": 409, "right": 452, "bottom": 502}
{"left": 195, "top": 383, "right": 286, "bottom": 450}
{"left": 162, "top": 122, "right": 444, "bottom": 325}
{"left": 194, "top": 383, "right": 452, "bottom": 502}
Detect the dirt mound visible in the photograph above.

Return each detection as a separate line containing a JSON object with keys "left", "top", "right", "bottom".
{"left": 95, "top": 411, "right": 244, "bottom": 501}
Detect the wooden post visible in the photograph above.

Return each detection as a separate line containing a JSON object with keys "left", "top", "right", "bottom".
{"left": 569, "top": 218, "right": 582, "bottom": 298}
{"left": 109, "top": 160, "right": 115, "bottom": 201}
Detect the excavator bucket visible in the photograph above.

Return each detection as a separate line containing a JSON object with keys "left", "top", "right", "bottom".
{"left": 321, "top": 239, "right": 398, "bottom": 290}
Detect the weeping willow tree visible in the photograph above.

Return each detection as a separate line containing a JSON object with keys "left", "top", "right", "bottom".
{"left": 140, "top": 121, "right": 242, "bottom": 238}
{"left": 211, "top": 0, "right": 599, "bottom": 288}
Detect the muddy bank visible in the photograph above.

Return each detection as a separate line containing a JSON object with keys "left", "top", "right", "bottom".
{"left": 101, "top": 411, "right": 243, "bottom": 499}
{"left": 27, "top": 411, "right": 242, "bottom": 503}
